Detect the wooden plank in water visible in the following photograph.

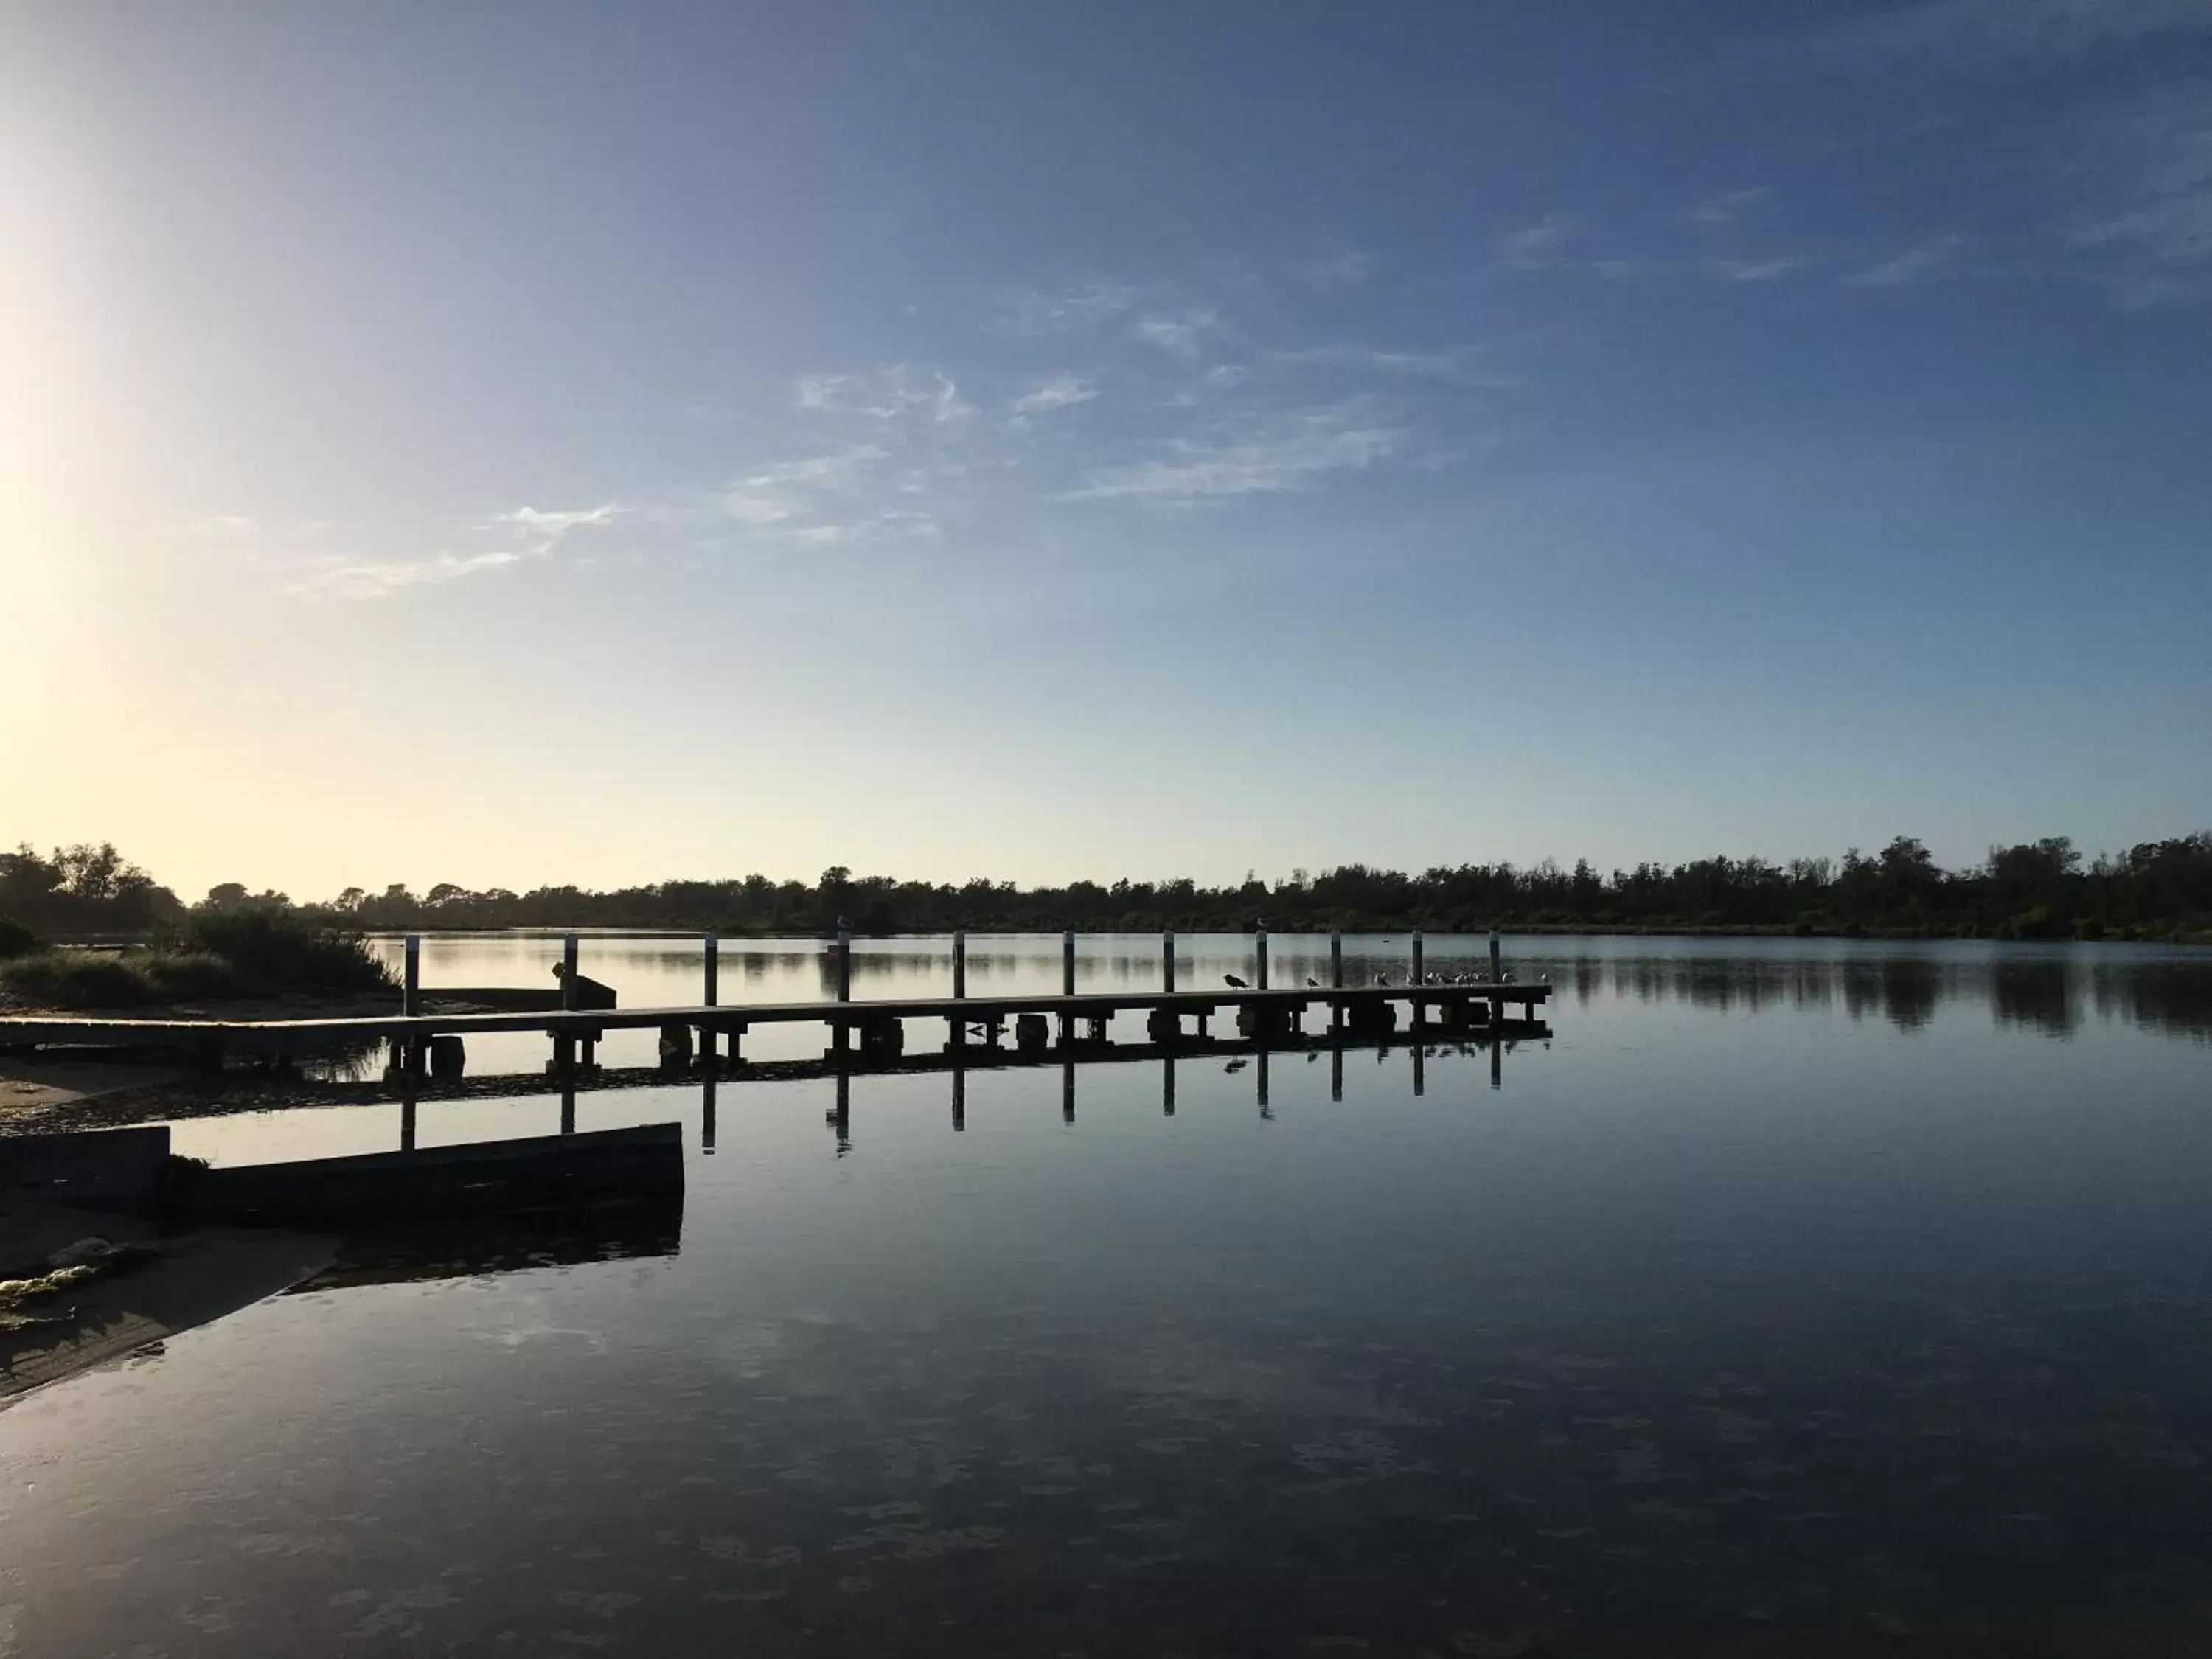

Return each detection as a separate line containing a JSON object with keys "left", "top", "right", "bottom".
{"left": 178, "top": 1122, "right": 683, "bottom": 1227}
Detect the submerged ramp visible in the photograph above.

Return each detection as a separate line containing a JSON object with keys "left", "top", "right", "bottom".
{"left": 179, "top": 1121, "right": 684, "bottom": 1227}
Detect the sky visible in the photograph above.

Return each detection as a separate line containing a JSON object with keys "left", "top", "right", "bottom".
{"left": 3, "top": 0, "right": 2208, "bottom": 902}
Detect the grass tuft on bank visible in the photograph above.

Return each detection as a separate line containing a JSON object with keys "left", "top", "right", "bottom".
{"left": 0, "top": 913, "right": 394, "bottom": 1009}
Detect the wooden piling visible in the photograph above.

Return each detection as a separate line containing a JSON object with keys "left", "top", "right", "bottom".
{"left": 953, "top": 930, "right": 967, "bottom": 1000}
{"left": 1163, "top": 931, "right": 1175, "bottom": 995}
{"left": 1060, "top": 931, "right": 1075, "bottom": 1043}
{"left": 561, "top": 934, "right": 580, "bottom": 1012}
{"left": 403, "top": 934, "right": 420, "bottom": 1018}
{"left": 1490, "top": 928, "right": 1502, "bottom": 984}
{"left": 1256, "top": 921, "right": 1269, "bottom": 991}
{"left": 700, "top": 931, "right": 719, "bottom": 1065}
{"left": 1411, "top": 929, "right": 1423, "bottom": 988}
{"left": 837, "top": 925, "right": 852, "bottom": 1002}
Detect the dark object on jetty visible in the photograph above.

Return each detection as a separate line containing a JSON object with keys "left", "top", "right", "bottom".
{"left": 175, "top": 1123, "right": 683, "bottom": 1228}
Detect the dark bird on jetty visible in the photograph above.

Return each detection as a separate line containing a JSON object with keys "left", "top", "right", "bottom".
{"left": 1225, "top": 973, "right": 1250, "bottom": 989}
{"left": 1307, "top": 977, "right": 1320, "bottom": 988}
{"left": 1375, "top": 974, "right": 1391, "bottom": 987}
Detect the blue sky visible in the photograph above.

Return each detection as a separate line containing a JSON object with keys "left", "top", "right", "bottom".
{"left": 3, "top": 1, "right": 2208, "bottom": 898}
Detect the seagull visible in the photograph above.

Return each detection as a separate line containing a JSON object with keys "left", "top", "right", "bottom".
{"left": 1224, "top": 973, "right": 1250, "bottom": 990}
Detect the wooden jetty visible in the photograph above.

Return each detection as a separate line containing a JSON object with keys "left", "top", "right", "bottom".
{"left": 0, "top": 927, "right": 1550, "bottom": 1082}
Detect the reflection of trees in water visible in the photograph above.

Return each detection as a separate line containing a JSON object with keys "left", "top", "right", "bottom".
{"left": 576, "top": 939, "right": 2212, "bottom": 1043}
{"left": 1992, "top": 961, "right": 2078, "bottom": 1037}
{"left": 2092, "top": 964, "right": 2212, "bottom": 1043}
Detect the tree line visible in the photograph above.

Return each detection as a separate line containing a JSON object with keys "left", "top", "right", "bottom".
{"left": 7, "top": 833, "right": 2211, "bottom": 942}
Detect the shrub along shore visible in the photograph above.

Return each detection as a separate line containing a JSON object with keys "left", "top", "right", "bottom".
{"left": 1, "top": 830, "right": 2208, "bottom": 1010}
{"left": 0, "top": 911, "right": 393, "bottom": 1012}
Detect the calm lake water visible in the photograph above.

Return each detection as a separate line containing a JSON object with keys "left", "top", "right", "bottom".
{"left": 4, "top": 934, "right": 2211, "bottom": 1655}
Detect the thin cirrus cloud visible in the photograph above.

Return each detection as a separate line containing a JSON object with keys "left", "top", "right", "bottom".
{"left": 1060, "top": 410, "right": 1402, "bottom": 507}
{"left": 1846, "top": 236, "right": 1964, "bottom": 288}
{"left": 1130, "top": 310, "right": 1216, "bottom": 355}
{"left": 285, "top": 549, "right": 525, "bottom": 602}
{"left": 1010, "top": 375, "right": 1101, "bottom": 417}
{"left": 1809, "top": 0, "right": 2212, "bottom": 64}
{"left": 795, "top": 364, "right": 974, "bottom": 424}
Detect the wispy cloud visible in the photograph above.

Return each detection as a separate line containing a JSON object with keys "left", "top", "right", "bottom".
{"left": 1495, "top": 215, "right": 1576, "bottom": 272}
{"left": 1270, "top": 345, "right": 1510, "bottom": 385}
{"left": 1812, "top": 0, "right": 2211, "bottom": 64}
{"left": 1846, "top": 236, "right": 1966, "bottom": 287}
{"left": 1298, "top": 250, "right": 1374, "bottom": 290}
{"left": 490, "top": 503, "right": 619, "bottom": 547}
{"left": 1010, "top": 374, "right": 1101, "bottom": 417}
{"left": 1001, "top": 282, "right": 1146, "bottom": 335}
{"left": 1130, "top": 310, "right": 1216, "bottom": 355}
{"left": 1716, "top": 255, "right": 1816, "bottom": 282}
{"left": 2072, "top": 88, "right": 2212, "bottom": 305}
{"left": 1062, "top": 408, "right": 1402, "bottom": 507}
{"left": 1690, "top": 187, "right": 1773, "bottom": 227}
{"left": 718, "top": 445, "right": 891, "bottom": 526}
{"left": 795, "top": 364, "right": 973, "bottom": 423}
{"left": 286, "top": 549, "right": 525, "bottom": 602}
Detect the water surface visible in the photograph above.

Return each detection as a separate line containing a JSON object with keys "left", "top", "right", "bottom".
{"left": 4, "top": 936, "right": 2209, "bottom": 1655}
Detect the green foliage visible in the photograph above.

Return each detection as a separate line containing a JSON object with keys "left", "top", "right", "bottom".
{"left": 0, "top": 948, "right": 242, "bottom": 1008}
{"left": 175, "top": 911, "right": 394, "bottom": 993}
{"left": 0, "top": 912, "right": 389, "bottom": 1008}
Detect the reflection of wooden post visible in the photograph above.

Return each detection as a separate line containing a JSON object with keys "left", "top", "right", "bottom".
{"left": 702, "top": 1068, "right": 717, "bottom": 1154}
{"left": 1256, "top": 1048, "right": 1270, "bottom": 1113}
{"left": 1163, "top": 1056, "right": 1175, "bottom": 1116}
{"left": 951, "top": 1065, "right": 965, "bottom": 1132}
{"left": 1413, "top": 1039, "right": 1425, "bottom": 1097}
{"left": 400, "top": 1093, "right": 417, "bottom": 1152}
{"left": 1062, "top": 1061, "right": 1075, "bottom": 1124}
{"left": 560, "top": 1077, "right": 577, "bottom": 1135}
{"left": 1330, "top": 1043, "right": 1343, "bottom": 1103}
{"left": 1491, "top": 1032, "right": 1503, "bottom": 1091}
